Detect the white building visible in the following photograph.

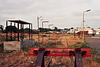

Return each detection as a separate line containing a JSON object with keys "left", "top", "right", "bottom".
{"left": 76, "top": 27, "right": 93, "bottom": 31}
{"left": 94, "top": 29, "right": 100, "bottom": 35}
{"left": 70, "top": 29, "right": 75, "bottom": 33}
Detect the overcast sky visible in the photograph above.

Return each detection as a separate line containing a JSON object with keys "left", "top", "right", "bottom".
{"left": 0, "top": 0, "right": 100, "bottom": 29}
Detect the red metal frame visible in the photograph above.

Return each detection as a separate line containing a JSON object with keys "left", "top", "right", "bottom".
{"left": 29, "top": 48, "right": 91, "bottom": 57}
{"left": 8, "top": 33, "right": 29, "bottom": 36}
{"left": 29, "top": 48, "right": 91, "bottom": 67}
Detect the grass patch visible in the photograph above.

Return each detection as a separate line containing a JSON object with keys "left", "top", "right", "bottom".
{"left": 68, "top": 42, "right": 97, "bottom": 55}
{"left": 33, "top": 41, "right": 62, "bottom": 48}
{"left": 69, "top": 42, "right": 92, "bottom": 49}
{"left": 69, "top": 42, "right": 100, "bottom": 63}
{"left": 94, "top": 56, "right": 100, "bottom": 63}
{"left": 45, "top": 41, "right": 62, "bottom": 48}
{"left": 41, "top": 35, "right": 47, "bottom": 37}
{"left": 34, "top": 42, "right": 41, "bottom": 48}
{"left": 47, "top": 41, "right": 62, "bottom": 45}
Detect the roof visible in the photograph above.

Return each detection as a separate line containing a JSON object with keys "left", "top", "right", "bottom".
{"left": 94, "top": 29, "right": 100, "bottom": 31}
{"left": 6, "top": 19, "right": 31, "bottom": 24}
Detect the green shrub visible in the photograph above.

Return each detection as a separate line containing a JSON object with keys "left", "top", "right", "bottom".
{"left": 42, "top": 35, "right": 47, "bottom": 37}
{"left": 80, "top": 43, "right": 92, "bottom": 49}
{"left": 35, "top": 42, "right": 41, "bottom": 45}
{"left": 47, "top": 41, "right": 62, "bottom": 45}
{"left": 34, "top": 44, "right": 41, "bottom": 48}
{"left": 94, "top": 57, "right": 100, "bottom": 63}
{"left": 68, "top": 42, "right": 97, "bottom": 55}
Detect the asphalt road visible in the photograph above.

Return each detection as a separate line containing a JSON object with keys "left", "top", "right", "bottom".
{"left": 85, "top": 38, "right": 100, "bottom": 55}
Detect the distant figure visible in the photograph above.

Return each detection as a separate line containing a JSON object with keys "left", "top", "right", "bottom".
{"left": 78, "top": 32, "right": 80, "bottom": 38}
{"left": 92, "top": 34, "right": 95, "bottom": 36}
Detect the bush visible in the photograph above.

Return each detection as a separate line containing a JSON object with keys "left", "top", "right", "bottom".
{"left": 47, "top": 41, "right": 62, "bottom": 45}
{"left": 94, "top": 57, "right": 100, "bottom": 63}
{"left": 68, "top": 42, "right": 97, "bottom": 55}
{"left": 80, "top": 42, "right": 92, "bottom": 49}
{"left": 41, "top": 35, "right": 47, "bottom": 37}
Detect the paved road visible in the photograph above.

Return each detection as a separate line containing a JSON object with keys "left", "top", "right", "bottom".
{"left": 85, "top": 38, "right": 100, "bottom": 55}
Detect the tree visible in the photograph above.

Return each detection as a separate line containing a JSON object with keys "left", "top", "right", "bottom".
{"left": 70, "top": 27, "right": 74, "bottom": 29}
{"left": 0, "top": 25, "right": 3, "bottom": 32}
{"left": 98, "top": 28, "right": 100, "bottom": 29}
{"left": 64, "top": 28, "right": 70, "bottom": 31}
{"left": 54, "top": 27, "right": 58, "bottom": 31}
{"left": 4, "top": 26, "right": 18, "bottom": 33}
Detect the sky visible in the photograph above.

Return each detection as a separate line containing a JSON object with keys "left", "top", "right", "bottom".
{"left": 0, "top": 0, "right": 100, "bottom": 29}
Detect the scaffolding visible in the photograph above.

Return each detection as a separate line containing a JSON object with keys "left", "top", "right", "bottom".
{"left": 6, "top": 19, "right": 32, "bottom": 41}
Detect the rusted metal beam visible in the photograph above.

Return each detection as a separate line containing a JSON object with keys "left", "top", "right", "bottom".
{"left": 35, "top": 48, "right": 45, "bottom": 67}
{"left": 74, "top": 53, "right": 83, "bottom": 67}
{"left": 35, "top": 52, "right": 45, "bottom": 67}
{"left": 74, "top": 48, "right": 83, "bottom": 67}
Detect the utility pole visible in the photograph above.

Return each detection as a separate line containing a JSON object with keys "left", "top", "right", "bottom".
{"left": 83, "top": 9, "right": 91, "bottom": 42}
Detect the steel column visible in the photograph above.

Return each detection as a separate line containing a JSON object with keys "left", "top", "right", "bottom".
{"left": 14, "top": 23, "right": 16, "bottom": 40}
{"left": 23, "top": 24, "right": 24, "bottom": 40}
{"left": 18, "top": 23, "right": 19, "bottom": 41}
{"left": 31, "top": 24, "right": 32, "bottom": 39}
{"left": 21, "top": 24, "right": 23, "bottom": 41}
{"left": 29, "top": 24, "right": 30, "bottom": 39}
{"left": 10, "top": 22, "right": 12, "bottom": 41}
{"left": 6, "top": 21, "right": 8, "bottom": 41}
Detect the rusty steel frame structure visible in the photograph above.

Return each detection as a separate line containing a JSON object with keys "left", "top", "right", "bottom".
{"left": 29, "top": 48, "right": 91, "bottom": 67}
{"left": 6, "top": 19, "right": 32, "bottom": 41}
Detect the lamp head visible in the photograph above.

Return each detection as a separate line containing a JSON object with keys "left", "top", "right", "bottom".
{"left": 86, "top": 9, "right": 91, "bottom": 12}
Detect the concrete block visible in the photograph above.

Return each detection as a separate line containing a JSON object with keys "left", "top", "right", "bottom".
{"left": 21, "top": 39, "right": 35, "bottom": 49}
{"left": 4, "top": 41, "right": 21, "bottom": 51}
{"left": 4, "top": 39, "right": 35, "bottom": 51}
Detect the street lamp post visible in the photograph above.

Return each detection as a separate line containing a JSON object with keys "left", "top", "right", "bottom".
{"left": 42, "top": 21, "right": 49, "bottom": 28}
{"left": 83, "top": 9, "right": 91, "bottom": 42}
{"left": 42, "top": 21, "right": 49, "bottom": 43}
{"left": 37, "top": 16, "right": 43, "bottom": 42}
{"left": 48, "top": 24, "right": 53, "bottom": 39}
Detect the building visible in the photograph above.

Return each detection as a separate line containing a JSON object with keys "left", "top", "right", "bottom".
{"left": 75, "top": 27, "right": 95, "bottom": 35}
{"left": 94, "top": 29, "right": 100, "bottom": 35}
{"left": 60, "top": 29, "right": 68, "bottom": 33}
{"left": 70, "top": 29, "right": 75, "bottom": 34}
{"left": 69, "top": 27, "right": 94, "bottom": 34}
{"left": 76, "top": 27, "right": 93, "bottom": 31}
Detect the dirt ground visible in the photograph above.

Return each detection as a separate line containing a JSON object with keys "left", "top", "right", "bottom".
{"left": 0, "top": 33, "right": 100, "bottom": 67}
